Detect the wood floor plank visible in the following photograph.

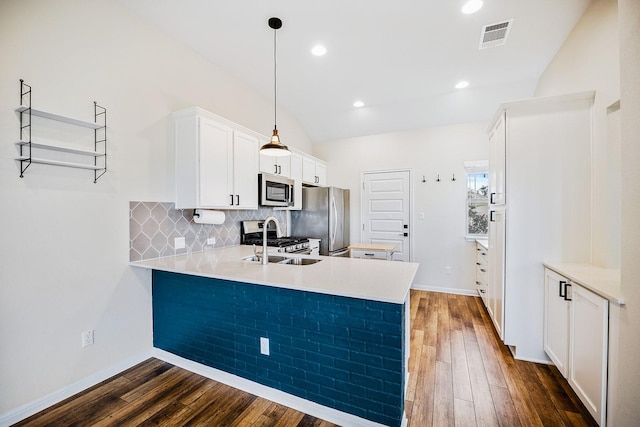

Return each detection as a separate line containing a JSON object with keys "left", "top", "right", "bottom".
{"left": 450, "top": 329, "right": 473, "bottom": 402}
{"left": 433, "top": 360, "right": 454, "bottom": 427}
{"left": 453, "top": 398, "right": 477, "bottom": 427}
{"left": 437, "top": 293, "right": 452, "bottom": 363}
{"left": 406, "top": 328, "right": 425, "bottom": 402}
{"left": 466, "top": 340, "right": 499, "bottom": 426}
{"left": 514, "top": 360, "right": 566, "bottom": 426}
{"left": 410, "top": 345, "right": 437, "bottom": 426}
{"left": 495, "top": 356, "right": 545, "bottom": 427}
{"left": 273, "top": 407, "right": 306, "bottom": 426}
{"left": 489, "top": 384, "right": 521, "bottom": 427}
{"left": 227, "top": 396, "right": 276, "bottom": 427}
{"left": 474, "top": 323, "right": 508, "bottom": 388}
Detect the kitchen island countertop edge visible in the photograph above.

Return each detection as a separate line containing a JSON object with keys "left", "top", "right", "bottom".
{"left": 131, "top": 245, "right": 419, "bottom": 304}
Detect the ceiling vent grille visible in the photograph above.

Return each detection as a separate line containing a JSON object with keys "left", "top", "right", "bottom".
{"left": 479, "top": 19, "right": 513, "bottom": 49}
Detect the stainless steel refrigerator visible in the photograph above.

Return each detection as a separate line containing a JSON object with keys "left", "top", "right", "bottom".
{"left": 290, "top": 187, "right": 350, "bottom": 256}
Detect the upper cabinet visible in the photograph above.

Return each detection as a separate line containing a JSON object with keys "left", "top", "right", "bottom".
{"left": 174, "top": 107, "right": 258, "bottom": 210}
{"left": 488, "top": 112, "right": 506, "bottom": 206}
{"left": 288, "top": 151, "right": 303, "bottom": 210}
{"left": 302, "top": 154, "right": 327, "bottom": 186}
{"left": 259, "top": 148, "right": 291, "bottom": 178}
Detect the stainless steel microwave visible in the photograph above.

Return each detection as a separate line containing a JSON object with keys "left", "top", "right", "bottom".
{"left": 259, "top": 173, "right": 294, "bottom": 207}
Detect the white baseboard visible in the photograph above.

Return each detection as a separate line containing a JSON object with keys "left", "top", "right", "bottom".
{"left": 153, "top": 348, "right": 395, "bottom": 427}
{"left": 0, "top": 351, "right": 153, "bottom": 427}
{"left": 411, "top": 283, "right": 479, "bottom": 297}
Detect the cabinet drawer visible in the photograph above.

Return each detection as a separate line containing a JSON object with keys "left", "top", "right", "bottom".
{"left": 350, "top": 249, "right": 390, "bottom": 260}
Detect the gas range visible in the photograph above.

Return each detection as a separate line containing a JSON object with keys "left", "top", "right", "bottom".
{"left": 240, "top": 220, "right": 310, "bottom": 254}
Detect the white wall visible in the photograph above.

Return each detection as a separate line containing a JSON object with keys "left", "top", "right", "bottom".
{"left": 616, "top": 0, "right": 640, "bottom": 424}
{"left": 0, "top": 0, "right": 311, "bottom": 418}
{"left": 535, "top": 0, "right": 621, "bottom": 268}
{"left": 314, "top": 122, "right": 488, "bottom": 293}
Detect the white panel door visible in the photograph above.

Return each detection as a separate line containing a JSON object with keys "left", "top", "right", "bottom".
{"left": 570, "top": 284, "right": 609, "bottom": 426}
{"left": 362, "top": 170, "right": 411, "bottom": 262}
{"left": 543, "top": 268, "right": 570, "bottom": 377}
{"left": 199, "top": 117, "right": 233, "bottom": 207}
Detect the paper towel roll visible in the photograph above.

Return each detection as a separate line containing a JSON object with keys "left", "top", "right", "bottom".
{"left": 193, "top": 209, "right": 225, "bottom": 225}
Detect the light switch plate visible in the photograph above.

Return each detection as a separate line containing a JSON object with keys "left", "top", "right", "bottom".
{"left": 260, "top": 337, "right": 270, "bottom": 356}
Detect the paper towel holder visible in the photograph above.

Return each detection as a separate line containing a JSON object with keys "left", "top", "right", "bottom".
{"left": 193, "top": 209, "right": 225, "bottom": 225}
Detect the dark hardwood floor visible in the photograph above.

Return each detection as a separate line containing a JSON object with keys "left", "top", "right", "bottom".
{"left": 14, "top": 291, "right": 597, "bottom": 426}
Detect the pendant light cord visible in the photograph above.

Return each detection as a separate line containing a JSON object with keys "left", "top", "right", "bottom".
{"left": 273, "top": 26, "right": 277, "bottom": 131}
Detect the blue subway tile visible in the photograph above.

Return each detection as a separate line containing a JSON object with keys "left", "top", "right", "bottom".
{"left": 383, "top": 334, "right": 402, "bottom": 347}
{"left": 306, "top": 392, "right": 335, "bottom": 408}
{"left": 349, "top": 305, "right": 383, "bottom": 320}
{"left": 319, "top": 343, "right": 350, "bottom": 361}
{"left": 384, "top": 380, "right": 403, "bottom": 395}
{"left": 305, "top": 350, "right": 334, "bottom": 366}
{"left": 319, "top": 365, "right": 350, "bottom": 382}
{"left": 319, "top": 322, "right": 349, "bottom": 337}
{"left": 366, "top": 342, "right": 402, "bottom": 360}
{"left": 349, "top": 328, "right": 384, "bottom": 345}
{"left": 292, "top": 337, "right": 319, "bottom": 353}
{"left": 304, "top": 330, "right": 333, "bottom": 345}
{"left": 350, "top": 350, "right": 384, "bottom": 367}
{"left": 351, "top": 372, "right": 383, "bottom": 390}
{"left": 334, "top": 358, "right": 367, "bottom": 375}
{"left": 334, "top": 400, "right": 367, "bottom": 419}
{"left": 367, "top": 411, "right": 400, "bottom": 427}
{"left": 292, "top": 377, "right": 319, "bottom": 395}
{"left": 305, "top": 371, "right": 335, "bottom": 388}
{"left": 367, "top": 388, "right": 400, "bottom": 406}
{"left": 335, "top": 379, "right": 367, "bottom": 398}
{"left": 350, "top": 395, "right": 383, "bottom": 414}
{"left": 366, "top": 319, "right": 402, "bottom": 335}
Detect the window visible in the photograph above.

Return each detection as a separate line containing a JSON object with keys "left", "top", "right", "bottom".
{"left": 466, "top": 171, "right": 489, "bottom": 236}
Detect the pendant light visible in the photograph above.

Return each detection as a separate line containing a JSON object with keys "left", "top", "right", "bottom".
{"left": 260, "top": 17, "right": 291, "bottom": 157}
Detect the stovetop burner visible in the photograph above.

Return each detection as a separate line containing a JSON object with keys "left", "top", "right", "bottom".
{"left": 240, "top": 220, "right": 310, "bottom": 253}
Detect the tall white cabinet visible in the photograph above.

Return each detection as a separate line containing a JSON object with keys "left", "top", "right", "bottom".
{"left": 487, "top": 91, "right": 594, "bottom": 362}
{"left": 174, "top": 107, "right": 259, "bottom": 210}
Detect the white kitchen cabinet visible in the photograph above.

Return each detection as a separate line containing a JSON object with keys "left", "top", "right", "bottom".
{"left": 487, "top": 91, "right": 594, "bottom": 361}
{"left": 259, "top": 148, "right": 291, "bottom": 178}
{"left": 570, "top": 283, "right": 608, "bottom": 426}
{"left": 543, "top": 268, "right": 571, "bottom": 377}
{"left": 475, "top": 242, "right": 489, "bottom": 306}
{"left": 302, "top": 155, "right": 327, "bottom": 186}
{"left": 288, "top": 151, "right": 303, "bottom": 210}
{"left": 487, "top": 207, "right": 505, "bottom": 339}
{"left": 174, "top": 107, "right": 258, "bottom": 210}
{"left": 543, "top": 267, "right": 609, "bottom": 426}
{"left": 488, "top": 112, "right": 506, "bottom": 206}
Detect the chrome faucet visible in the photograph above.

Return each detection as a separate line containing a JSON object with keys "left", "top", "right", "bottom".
{"left": 262, "top": 216, "right": 283, "bottom": 265}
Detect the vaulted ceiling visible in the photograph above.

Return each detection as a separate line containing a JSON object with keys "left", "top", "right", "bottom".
{"left": 120, "top": 0, "right": 592, "bottom": 142}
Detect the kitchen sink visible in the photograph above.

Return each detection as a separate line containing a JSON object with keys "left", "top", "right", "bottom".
{"left": 242, "top": 255, "right": 322, "bottom": 266}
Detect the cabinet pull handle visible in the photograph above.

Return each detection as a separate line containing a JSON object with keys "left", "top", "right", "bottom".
{"left": 490, "top": 192, "right": 496, "bottom": 204}
{"left": 559, "top": 280, "right": 566, "bottom": 298}
{"left": 364, "top": 253, "right": 375, "bottom": 256}
{"left": 230, "top": 194, "right": 234, "bottom": 206}
{"left": 563, "top": 283, "right": 572, "bottom": 301}
{"left": 278, "top": 165, "right": 282, "bottom": 175}
{"left": 480, "top": 268, "right": 487, "bottom": 272}
{"left": 490, "top": 210, "right": 495, "bottom": 222}
{"left": 476, "top": 262, "right": 481, "bottom": 265}
{"left": 236, "top": 195, "right": 240, "bottom": 205}
{"left": 274, "top": 164, "right": 278, "bottom": 174}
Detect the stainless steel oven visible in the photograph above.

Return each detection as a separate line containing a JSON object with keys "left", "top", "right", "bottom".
{"left": 259, "top": 173, "right": 294, "bottom": 207}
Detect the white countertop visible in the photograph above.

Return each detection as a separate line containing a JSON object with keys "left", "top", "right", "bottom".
{"left": 130, "top": 245, "right": 419, "bottom": 304}
{"left": 543, "top": 262, "right": 624, "bottom": 305}
{"left": 348, "top": 243, "right": 396, "bottom": 252}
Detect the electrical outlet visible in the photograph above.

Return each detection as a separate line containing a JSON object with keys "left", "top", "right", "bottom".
{"left": 82, "top": 330, "right": 94, "bottom": 347}
{"left": 206, "top": 237, "right": 216, "bottom": 245}
{"left": 260, "top": 337, "right": 270, "bottom": 356}
{"left": 419, "top": 212, "right": 425, "bottom": 220}
{"left": 174, "top": 237, "right": 186, "bottom": 249}
{"left": 445, "top": 266, "right": 452, "bottom": 275}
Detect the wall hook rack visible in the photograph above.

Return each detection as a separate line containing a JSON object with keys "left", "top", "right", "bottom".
{"left": 422, "top": 175, "right": 426, "bottom": 183}
{"left": 436, "top": 174, "right": 441, "bottom": 182}
{"left": 451, "top": 174, "right": 456, "bottom": 182}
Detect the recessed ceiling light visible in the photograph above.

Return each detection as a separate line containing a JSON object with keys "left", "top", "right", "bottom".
{"left": 311, "top": 45, "right": 327, "bottom": 56}
{"left": 353, "top": 100, "right": 365, "bottom": 108}
{"left": 462, "top": 0, "right": 483, "bottom": 14}
{"left": 455, "top": 81, "right": 470, "bottom": 89}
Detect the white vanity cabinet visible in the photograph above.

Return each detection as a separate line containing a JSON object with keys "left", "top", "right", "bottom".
{"left": 174, "top": 107, "right": 258, "bottom": 210}
{"left": 543, "top": 266, "right": 610, "bottom": 426}
{"left": 302, "top": 155, "right": 327, "bottom": 186}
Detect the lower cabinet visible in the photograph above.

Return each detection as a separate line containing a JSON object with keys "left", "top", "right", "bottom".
{"left": 475, "top": 242, "right": 489, "bottom": 304}
{"left": 543, "top": 267, "right": 609, "bottom": 426}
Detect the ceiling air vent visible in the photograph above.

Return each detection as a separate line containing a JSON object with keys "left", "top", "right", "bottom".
{"left": 479, "top": 19, "right": 513, "bottom": 49}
